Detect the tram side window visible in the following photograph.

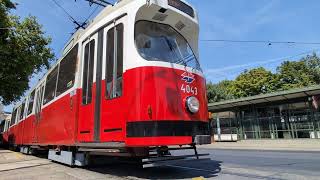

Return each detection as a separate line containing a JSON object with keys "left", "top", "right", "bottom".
{"left": 6, "top": 121, "right": 9, "bottom": 131}
{"left": 15, "top": 106, "right": 21, "bottom": 124}
{"left": 43, "top": 66, "right": 59, "bottom": 105}
{"left": 27, "top": 91, "right": 35, "bottom": 115}
{"left": 10, "top": 108, "right": 17, "bottom": 126}
{"left": 3, "top": 122, "right": 5, "bottom": 131}
{"left": 106, "top": 24, "right": 123, "bottom": 99}
{"left": 4, "top": 121, "right": 8, "bottom": 132}
{"left": 56, "top": 44, "right": 78, "bottom": 97}
{"left": 82, "top": 40, "right": 95, "bottom": 105}
{"left": 20, "top": 101, "right": 25, "bottom": 120}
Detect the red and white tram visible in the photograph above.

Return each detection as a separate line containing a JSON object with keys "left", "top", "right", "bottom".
{"left": 2, "top": 0, "right": 210, "bottom": 167}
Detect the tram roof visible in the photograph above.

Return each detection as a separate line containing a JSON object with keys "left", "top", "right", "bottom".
{"left": 208, "top": 85, "right": 320, "bottom": 112}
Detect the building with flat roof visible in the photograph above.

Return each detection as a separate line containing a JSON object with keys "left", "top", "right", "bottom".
{"left": 208, "top": 85, "right": 320, "bottom": 141}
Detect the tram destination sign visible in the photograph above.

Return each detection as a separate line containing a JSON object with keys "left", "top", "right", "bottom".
{"left": 168, "top": 0, "right": 195, "bottom": 18}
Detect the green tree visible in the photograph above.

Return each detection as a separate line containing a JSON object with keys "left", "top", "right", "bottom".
{"left": 303, "top": 53, "right": 320, "bottom": 84}
{"left": 0, "top": 0, "right": 54, "bottom": 105}
{"left": 207, "top": 53, "right": 320, "bottom": 102}
{"left": 229, "top": 67, "right": 276, "bottom": 98}
{"left": 277, "top": 60, "right": 315, "bottom": 90}
{"left": 0, "top": 0, "right": 15, "bottom": 50}
{"left": 207, "top": 80, "right": 233, "bottom": 103}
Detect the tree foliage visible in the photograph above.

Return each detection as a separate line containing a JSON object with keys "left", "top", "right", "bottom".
{"left": 303, "top": 53, "right": 320, "bottom": 84}
{"left": 229, "top": 67, "right": 276, "bottom": 98}
{"left": 207, "top": 53, "right": 320, "bottom": 103}
{"left": 207, "top": 80, "right": 233, "bottom": 103}
{"left": 277, "top": 60, "right": 315, "bottom": 90}
{"left": 0, "top": 0, "right": 15, "bottom": 44}
{"left": 0, "top": 0, "right": 54, "bottom": 105}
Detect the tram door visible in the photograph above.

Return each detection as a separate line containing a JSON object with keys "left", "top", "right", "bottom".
{"left": 100, "top": 18, "right": 126, "bottom": 142}
{"left": 78, "top": 17, "right": 126, "bottom": 143}
{"left": 33, "top": 83, "right": 45, "bottom": 143}
{"left": 78, "top": 33, "right": 99, "bottom": 142}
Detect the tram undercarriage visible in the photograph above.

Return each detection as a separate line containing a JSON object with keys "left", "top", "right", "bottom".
{"left": 16, "top": 134, "right": 211, "bottom": 168}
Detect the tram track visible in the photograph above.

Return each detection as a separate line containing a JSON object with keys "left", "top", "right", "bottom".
{"left": 0, "top": 156, "right": 52, "bottom": 173}
{"left": 0, "top": 151, "right": 15, "bottom": 154}
{"left": 0, "top": 158, "right": 40, "bottom": 165}
{"left": 0, "top": 162, "right": 52, "bottom": 173}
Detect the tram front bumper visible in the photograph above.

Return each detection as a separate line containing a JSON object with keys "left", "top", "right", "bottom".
{"left": 126, "top": 120, "right": 210, "bottom": 146}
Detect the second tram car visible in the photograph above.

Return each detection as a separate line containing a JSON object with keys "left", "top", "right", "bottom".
{"left": 2, "top": 0, "right": 210, "bottom": 167}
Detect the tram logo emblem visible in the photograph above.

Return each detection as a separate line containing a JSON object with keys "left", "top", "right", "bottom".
{"left": 181, "top": 72, "right": 195, "bottom": 84}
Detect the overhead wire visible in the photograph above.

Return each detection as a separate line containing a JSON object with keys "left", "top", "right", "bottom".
{"left": 205, "top": 48, "right": 320, "bottom": 76}
{"left": 202, "top": 40, "right": 320, "bottom": 78}
{"left": 50, "top": 0, "right": 101, "bottom": 55}
{"left": 201, "top": 39, "right": 320, "bottom": 46}
{"left": 83, "top": 4, "right": 100, "bottom": 24}
{"left": 50, "top": 0, "right": 78, "bottom": 24}
{"left": 83, "top": 0, "right": 114, "bottom": 7}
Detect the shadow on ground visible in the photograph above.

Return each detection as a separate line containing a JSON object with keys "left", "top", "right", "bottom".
{"left": 85, "top": 156, "right": 222, "bottom": 179}
{"left": 0, "top": 148, "right": 222, "bottom": 179}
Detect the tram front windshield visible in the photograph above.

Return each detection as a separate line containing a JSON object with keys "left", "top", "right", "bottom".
{"left": 135, "top": 21, "right": 201, "bottom": 71}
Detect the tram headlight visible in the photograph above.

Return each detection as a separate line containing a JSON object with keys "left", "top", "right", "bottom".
{"left": 186, "top": 96, "right": 199, "bottom": 114}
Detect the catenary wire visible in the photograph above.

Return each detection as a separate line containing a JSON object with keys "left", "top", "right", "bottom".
{"left": 201, "top": 39, "right": 320, "bottom": 45}
{"left": 50, "top": 0, "right": 79, "bottom": 24}
{"left": 206, "top": 48, "right": 320, "bottom": 75}
{"left": 83, "top": 4, "right": 100, "bottom": 24}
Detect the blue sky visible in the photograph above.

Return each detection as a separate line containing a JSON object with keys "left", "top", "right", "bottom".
{"left": 5, "top": 0, "right": 320, "bottom": 111}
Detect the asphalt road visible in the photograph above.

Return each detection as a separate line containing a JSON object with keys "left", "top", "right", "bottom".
{"left": 170, "top": 148, "right": 320, "bottom": 179}
{"left": 0, "top": 148, "right": 319, "bottom": 180}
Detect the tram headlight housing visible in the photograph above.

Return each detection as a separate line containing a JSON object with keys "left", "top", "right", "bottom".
{"left": 186, "top": 96, "right": 200, "bottom": 114}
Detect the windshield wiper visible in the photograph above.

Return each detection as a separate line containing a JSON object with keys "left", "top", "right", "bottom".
{"left": 172, "top": 38, "right": 201, "bottom": 71}
{"left": 163, "top": 36, "right": 187, "bottom": 66}
{"left": 163, "top": 36, "right": 201, "bottom": 71}
{"left": 173, "top": 39, "right": 188, "bottom": 67}
{"left": 163, "top": 36, "right": 174, "bottom": 51}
